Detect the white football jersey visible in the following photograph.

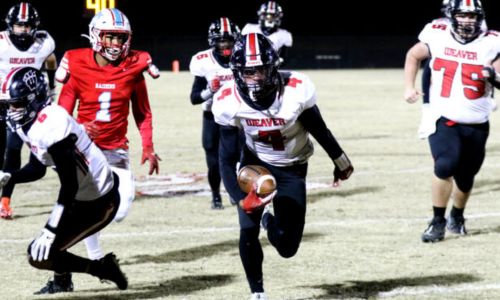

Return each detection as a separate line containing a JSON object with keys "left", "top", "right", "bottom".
{"left": 419, "top": 22, "right": 500, "bottom": 124}
{"left": 17, "top": 105, "right": 114, "bottom": 201}
{"left": 0, "top": 30, "right": 55, "bottom": 83}
{"left": 212, "top": 71, "right": 316, "bottom": 167}
{"left": 189, "top": 49, "right": 234, "bottom": 111}
{"left": 242, "top": 23, "right": 292, "bottom": 52}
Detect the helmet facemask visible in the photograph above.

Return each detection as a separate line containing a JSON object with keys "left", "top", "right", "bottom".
{"left": 238, "top": 65, "right": 278, "bottom": 102}
{"left": 257, "top": 1, "right": 283, "bottom": 34}
{"left": 208, "top": 18, "right": 240, "bottom": 59}
{"left": 451, "top": 12, "right": 483, "bottom": 43}
{"left": 97, "top": 30, "right": 131, "bottom": 61}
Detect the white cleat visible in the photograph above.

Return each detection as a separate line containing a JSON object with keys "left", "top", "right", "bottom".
{"left": 250, "top": 292, "right": 268, "bottom": 300}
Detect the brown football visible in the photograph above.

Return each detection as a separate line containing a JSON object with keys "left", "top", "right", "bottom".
{"left": 237, "top": 165, "right": 277, "bottom": 196}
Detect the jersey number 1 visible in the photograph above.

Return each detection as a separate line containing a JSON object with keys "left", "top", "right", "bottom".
{"left": 95, "top": 91, "right": 111, "bottom": 122}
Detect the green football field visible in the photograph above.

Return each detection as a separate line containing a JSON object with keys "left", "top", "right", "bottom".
{"left": 2, "top": 70, "right": 500, "bottom": 299}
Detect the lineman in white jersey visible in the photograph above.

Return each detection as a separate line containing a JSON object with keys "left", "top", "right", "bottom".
{"left": 0, "top": 67, "right": 128, "bottom": 292}
{"left": 0, "top": 2, "right": 57, "bottom": 219}
{"left": 212, "top": 33, "right": 353, "bottom": 299}
{"left": 404, "top": 0, "right": 500, "bottom": 243}
{"left": 418, "top": 0, "right": 490, "bottom": 139}
{"left": 242, "top": 1, "right": 292, "bottom": 65}
{"left": 189, "top": 17, "right": 240, "bottom": 209}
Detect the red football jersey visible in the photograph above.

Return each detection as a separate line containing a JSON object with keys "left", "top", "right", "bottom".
{"left": 57, "top": 48, "right": 154, "bottom": 150}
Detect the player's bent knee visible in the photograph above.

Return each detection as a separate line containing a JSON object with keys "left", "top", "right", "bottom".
{"left": 434, "top": 159, "right": 456, "bottom": 179}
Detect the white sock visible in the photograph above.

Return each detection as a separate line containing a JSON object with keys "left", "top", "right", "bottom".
{"left": 83, "top": 232, "right": 104, "bottom": 260}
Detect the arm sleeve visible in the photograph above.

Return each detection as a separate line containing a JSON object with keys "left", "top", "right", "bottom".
{"left": 131, "top": 75, "right": 154, "bottom": 148}
{"left": 298, "top": 105, "right": 344, "bottom": 161}
{"left": 57, "top": 78, "right": 78, "bottom": 115}
{"left": 219, "top": 126, "right": 246, "bottom": 202}
{"left": 8, "top": 153, "right": 47, "bottom": 184}
{"left": 47, "top": 134, "right": 79, "bottom": 206}
{"left": 190, "top": 76, "right": 209, "bottom": 105}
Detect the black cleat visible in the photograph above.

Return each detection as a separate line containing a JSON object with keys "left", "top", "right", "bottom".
{"left": 96, "top": 253, "right": 128, "bottom": 290}
{"left": 422, "top": 218, "right": 446, "bottom": 243}
{"left": 34, "top": 273, "right": 74, "bottom": 294}
{"left": 211, "top": 195, "right": 224, "bottom": 210}
{"left": 447, "top": 215, "right": 467, "bottom": 235}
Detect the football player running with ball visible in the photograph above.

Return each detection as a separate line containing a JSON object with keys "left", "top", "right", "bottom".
{"left": 0, "top": 67, "right": 127, "bottom": 292}
{"left": 404, "top": 0, "right": 500, "bottom": 243}
{"left": 35, "top": 8, "right": 160, "bottom": 293}
{"left": 212, "top": 33, "right": 353, "bottom": 299}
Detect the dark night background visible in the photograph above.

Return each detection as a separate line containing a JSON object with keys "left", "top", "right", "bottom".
{"left": 1, "top": 0, "right": 500, "bottom": 70}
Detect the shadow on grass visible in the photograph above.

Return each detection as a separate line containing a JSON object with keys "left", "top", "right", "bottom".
{"left": 304, "top": 273, "right": 480, "bottom": 299}
{"left": 50, "top": 274, "right": 235, "bottom": 300}
{"left": 124, "top": 232, "right": 323, "bottom": 265}
{"left": 9, "top": 210, "right": 51, "bottom": 220}
{"left": 308, "top": 186, "right": 383, "bottom": 203}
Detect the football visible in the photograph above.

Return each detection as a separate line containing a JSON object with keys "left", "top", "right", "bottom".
{"left": 237, "top": 165, "right": 277, "bottom": 196}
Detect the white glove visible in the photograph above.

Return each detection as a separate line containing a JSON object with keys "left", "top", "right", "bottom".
{"left": 30, "top": 228, "right": 56, "bottom": 261}
{"left": 0, "top": 171, "right": 11, "bottom": 188}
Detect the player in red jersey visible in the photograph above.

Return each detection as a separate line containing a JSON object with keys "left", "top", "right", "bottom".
{"left": 32, "top": 8, "right": 161, "bottom": 294}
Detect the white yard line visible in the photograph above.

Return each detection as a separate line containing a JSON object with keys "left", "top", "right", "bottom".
{"left": 378, "top": 283, "right": 500, "bottom": 298}
{"left": 3, "top": 211, "right": 500, "bottom": 244}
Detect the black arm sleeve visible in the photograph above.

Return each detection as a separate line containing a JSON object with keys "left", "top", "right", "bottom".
{"left": 9, "top": 153, "right": 47, "bottom": 184}
{"left": 190, "top": 76, "right": 209, "bottom": 105}
{"left": 46, "top": 69, "right": 56, "bottom": 89}
{"left": 279, "top": 46, "right": 289, "bottom": 65}
{"left": 219, "top": 125, "right": 246, "bottom": 202}
{"left": 47, "top": 134, "right": 79, "bottom": 206}
{"left": 298, "top": 105, "right": 344, "bottom": 161}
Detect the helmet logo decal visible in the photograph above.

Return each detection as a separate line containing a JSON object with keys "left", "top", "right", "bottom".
{"left": 18, "top": 2, "right": 28, "bottom": 22}
{"left": 23, "top": 69, "right": 38, "bottom": 92}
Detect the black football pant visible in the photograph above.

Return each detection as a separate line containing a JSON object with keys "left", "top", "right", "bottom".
{"left": 238, "top": 147, "right": 307, "bottom": 292}
{"left": 27, "top": 173, "right": 120, "bottom": 274}
{"left": 2, "top": 129, "right": 24, "bottom": 198}
{"left": 429, "top": 117, "right": 489, "bottom": 193}
{"left": 202, "top": 111, "right": 221, "bottom": 197}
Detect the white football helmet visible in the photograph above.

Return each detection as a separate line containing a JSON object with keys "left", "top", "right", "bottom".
{"left": 89, "top": 8, "right": 132, "bottom": 61}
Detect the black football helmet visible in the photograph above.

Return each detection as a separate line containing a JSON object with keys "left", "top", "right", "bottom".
{"left": 208, "top": 17, "right": 240, "bottom": 59}
{"left": 230, "top": 33, "right": 281, "bottom": 107}
{"left": 3, "top": 67, "right": 49, "bottom": 130}
{"left": 258, "top": 1, "right": 283, "bottom": 35}
{"left": 449, "top": 0, "right": 484, "bottom": 43}
{"left": 5, "top": 2, "right": 40, "bottom": 51}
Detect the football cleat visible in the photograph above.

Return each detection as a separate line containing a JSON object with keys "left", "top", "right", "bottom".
{"left": 447, "top": 215, "right": 467, "bottom": 235}
{"left": 211, "top": 195, "right": 224, "bottom": 210}
{"left": 34, "top": 273, "right": 74, "bottom": 294}
{"left": 0, "top": 197, "right": 13, "bottom": 219}
{"left": 250, "top": 292, "right": 268, "bottom": 300}
{"left": 96, "top": 253, "right": 128, "bottom": 290}
{"left": 421, "top": 218, "right": 446, "bottom": 243}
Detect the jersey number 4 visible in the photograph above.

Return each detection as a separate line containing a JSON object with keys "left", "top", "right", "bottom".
{"left": 95, "top": 92, "right": 111, "bottom": 122}
{"left": 433, "top": 58, "right": 486, "bottom": 100}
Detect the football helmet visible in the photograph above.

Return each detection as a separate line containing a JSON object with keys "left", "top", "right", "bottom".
{"left": 4, "top": 2, "right": 40, "bottom": 50}
{"left": 2, "top": 67, "right": 49, "bottom": 130}
{"left": 441, "top": 0, "right": 451, "bottom": 18}
{"left": 258, "top": 1, "right": 283, "bottom": 34}
{"left": 449, "top": 0, "right": 484, "bottom": 43}
{"left": 89, "top": 8, "right": 132, "bottom": 61}
{"left": 230, "top": 33, "right": 280, "bottom": 105}
{"left": 208, "top": 17, "right": 240, "bottom": 58}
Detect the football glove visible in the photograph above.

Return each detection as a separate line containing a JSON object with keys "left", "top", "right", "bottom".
{"left": 82, "top": 121, "right": 101, "bottom": 140}
{"left": 141, "top": 146, "right": 161, "bottom": 175}
{"left": 239, "top": 187, "right": 277, "bottom": 214}
{"left": 0, "top": 171, "right": 11, "bottom": 188}
{"left": 333, "top": 153, "right": 354, "bottom": 187}
{"left": 30, "top": 227, "right": 56, "bottom": 261}
{"left": 481, "top": 66, "right": 500, "bottom": 88}
{"left": 209, "top": 78, "right": 221, "bottom": 93}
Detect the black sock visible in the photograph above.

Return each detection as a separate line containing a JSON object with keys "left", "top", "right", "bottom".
{"left": 53, "top": 251, "right": 92, "bottom": 274}
{"left": 450, "top": 206, "right": 464, "bottom": 218}
{"left": 432, "top": 206, "right": 446, "bottom": 221}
